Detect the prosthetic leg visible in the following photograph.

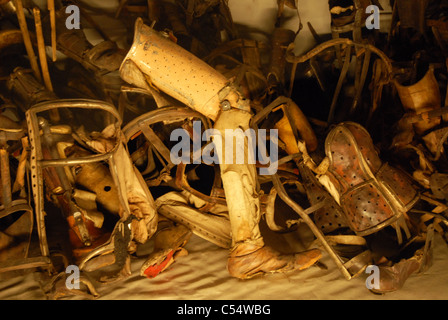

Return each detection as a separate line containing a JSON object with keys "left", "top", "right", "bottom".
{"left": 120, "top": 18, "right": 321, "bottom": 279}
{"left": 213, "top": 108, "right": 320, "bottom": 279}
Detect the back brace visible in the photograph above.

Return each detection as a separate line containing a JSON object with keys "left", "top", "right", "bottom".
{"left": 324, "top": 122, "right": 419, "bottom": 236}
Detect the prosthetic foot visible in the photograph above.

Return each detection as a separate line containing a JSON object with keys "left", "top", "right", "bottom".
{"left": 228, "top": 242, "right": 321, "bottom": 279}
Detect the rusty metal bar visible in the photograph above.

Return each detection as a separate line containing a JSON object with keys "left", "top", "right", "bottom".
{"left": 14, "top": 0, "right": 42, "bottom": 82}
{"left": 272, "top": 173, "right": 353, "bottom": 280}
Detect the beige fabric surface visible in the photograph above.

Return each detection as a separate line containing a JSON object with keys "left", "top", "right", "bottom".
{"left": 1, "top": 230, "right": 447, "bottom": 300}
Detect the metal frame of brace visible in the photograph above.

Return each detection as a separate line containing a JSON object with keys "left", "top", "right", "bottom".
{"left": 25, "top": 99, "right": 130, "bottom": 271}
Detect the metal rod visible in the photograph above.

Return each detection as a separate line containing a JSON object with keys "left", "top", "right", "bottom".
{"left": 0, "top": 149, "right": 12, "bottom": 208}
{"left": 272, "top": 173, "right": 352, "bottom": 280}
{"left": 38, "top": 152, "right": 114, "bottom": 168}
{"left": 47, "top": 0, "right": 57, "bottom": 62}
{"left": 33, "top": 7, "right": 52, "bottom": 92}
{"left": 14, "top": 0, "right": 42, "bottom": 82}
{"left": 327, "top": 45, "right": 352, "bottom": 124}
{"left": 33, "top": 7, "right": 60, "bottom": 123}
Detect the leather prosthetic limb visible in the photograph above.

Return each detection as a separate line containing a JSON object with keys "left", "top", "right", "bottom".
{"left": 120, "top": 18, "right": 321, "bottom": 279}
{"left": 214, "top": 109, "right": 321, "bottom": 279}
{"left": 394, "top": 66, "right": 442, "bottom": 136}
